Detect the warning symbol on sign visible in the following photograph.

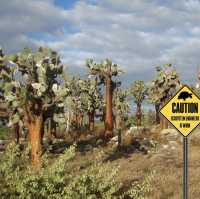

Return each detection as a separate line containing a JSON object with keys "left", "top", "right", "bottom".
{"left": 160, "top": 85, "right": 200, "bottom": 137}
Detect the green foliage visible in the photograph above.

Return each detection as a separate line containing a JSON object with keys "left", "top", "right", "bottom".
{"left": 69, "top": 77, "right": 103, "bottom": 114}
{"left": 86, "top": 59, "right": 123, "bottom": 94}
{"left": 120, "top": 171, "right": 154, "bottom": 199}
{"left": 130, "top": 80, "right": 147, "bottom": 105}
{"left": 0, "top": 48, "right": 12, "bottom": 101}
{"left": 80, "top": 78, "right": 103, "bottom": 113}
{"left": 125, "top": 111, "right": 147, "bottom": 127}
{"left": 0, "top": 143, "right": 119, "bottom": 199}
{"left": 0, "top": 125, "right": 10, "bottom": 139}
{"left": 0, "top": 47, "right": 70, "bottom": 134}
{"left": 86, "top": 58, "right": 123, "bottom": 132}
{"left": 86, "top": 59, "right": 123, "bottom": 81}
{"left": 0, "top": 143, "right": 154, "bottom": 199}
{"left": 147, "top": 64, "right": 180, "bottom": 105}
{"left": 144, "top": 109, "right": 156, "bottom": 127}
{"left": 125, "top": 115, "right": 136, "bottom": 128}
{"left": 113, "top": 88, "right": 130, "bottom": 127}
{"left": 113, "top": 89, "right": 130, "bottom": 113}
{"left": 54, "top": 76, "right": 103, "bottom": 131}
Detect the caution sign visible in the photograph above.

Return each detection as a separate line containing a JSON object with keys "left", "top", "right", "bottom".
{"left": 160, "top": 85, "right": 200, "bottom": 137}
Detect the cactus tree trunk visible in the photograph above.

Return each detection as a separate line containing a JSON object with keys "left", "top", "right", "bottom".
{"left": 155, "top": 103, "right": 160, "bottom": 124}
{"left": 28, "top": 115, "right": 43, "bottom": 167}
{"left": 88, "top": 111, "right": 95, "bottom": 131}
{"left": 136, "top": 103, "right": 142, "bottom": 127}
{"left": 160, "top": 100, "right": 168, "bottom": 129}
{"left": 160, "top": 116, "right": 168, "bottom": 129}
{"left": 105, "top": 76, "right": 113, "bottom": 138}
{"left": 13, "top": 123, "right": 20, "bottom": 143}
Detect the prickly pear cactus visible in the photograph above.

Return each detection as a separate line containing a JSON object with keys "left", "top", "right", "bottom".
{"left": 147, "top": 64, "right": 180, "bottom": 105}
{"left": 130, "top": 80, "right": 147, "bottom": 127}
{"left": 130, "top": 80, "right": 147, "bottom": 105}
{"left": 0, "top": 48, "right": 11, "bottom": 100}
{"left": 113, "top": 88, "right": 130, "bottom": 129}
{"left": 0, "top": 47, "right": 69, "bottom": 129}
{"left": 113, "top": 88, "right": 130, "bottom": 116}
{"left": 86, "top": 59, "right": 123, "bottom": 83}
{"left": 80, "top": 78, "right": 103, "bottom": 113}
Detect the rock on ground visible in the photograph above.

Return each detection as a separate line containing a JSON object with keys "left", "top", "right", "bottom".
{"left": 160, "top": 128, "right": 180, "bottom": 141}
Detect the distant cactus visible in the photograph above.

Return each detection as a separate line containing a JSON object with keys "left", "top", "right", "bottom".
{"left": 65, "top": 77, "right": 103, "bottom": 132}
{"left": 113, "top": 88, "right": 130, "bottom": 129}
{"left": 147, "top": 64, "right": 180, "bottom": 128}
{"left": 80, "top": 78, "right": 103, "bottom": 131}
{"left": 86, "top": 59, "right": 123, "bottom": 139}
{"left": 130, "top": 80, "right": 147, "bottom": 127}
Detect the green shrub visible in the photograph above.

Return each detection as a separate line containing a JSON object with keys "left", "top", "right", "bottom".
{"left": 0, "top": 143, "right": 120, "bottom": 199}
{"left": 0, "top": 143, "right": 154, "bottom": 199}
{"left": 125, "top": 115, "right": 136, "bottom": 128}
{"left": 0, "top": 125, "right": 10, "bottom": 140}
{"left": 120, "top": 171, "right": 154, "bottom": 199}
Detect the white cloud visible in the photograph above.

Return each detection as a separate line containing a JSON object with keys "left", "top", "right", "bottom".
{"left": 1, "top": 0, "right": 200, "bottom": 85}
{"left": 0, "top": 0, "right": 68, "bottom": 52}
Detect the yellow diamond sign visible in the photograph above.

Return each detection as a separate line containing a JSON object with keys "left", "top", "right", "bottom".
{"left": 160, "top": 85, "right": 200, "bottom": 137}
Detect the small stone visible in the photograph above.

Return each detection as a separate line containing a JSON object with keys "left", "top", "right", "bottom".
{"left": 125, "top": 126, "right": 146, "bottom": 137}
{"left": 163, "top": 144, "right": 169, "bottom": 149}
{"left": 96, "top": 139, "right": 103, "bottom": 145}
{"left": 110, "top": 136, "right": 118, "bottom": 142}
{"left": 161, "top": 129, "right": 179, "bottom": 141}
{"left": 171, "top": 146, "right": 176, "bottom": 150}
{"left": 169, "top": 140, "right": 178, "bottom": 146}
{"left": 150, "top": 125, "right": 160, "bottom": 133}
{"left": 86, "top": 134, "right": 94, "bottom": 140}
{"left": 85, "top": 144, "right": 93, "bottom": 151}
{"left": 0, "top": 140, "right": 4, "bottom": 145}
{"left": 130, "top": 126, "right": 138, "bottom": 131}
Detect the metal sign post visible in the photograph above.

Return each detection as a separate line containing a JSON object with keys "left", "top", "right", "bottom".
{"left": 160, "top": 85, "right": 200, "bottom": 199}
{"left": 183, "top": 137, "right": 188, "bottom": 199}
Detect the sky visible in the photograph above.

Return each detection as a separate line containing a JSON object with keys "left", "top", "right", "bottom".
{"left": 1, "top": 0, "right": 200, "bottom": 87}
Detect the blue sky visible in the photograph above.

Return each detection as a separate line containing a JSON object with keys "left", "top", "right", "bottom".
{"left": 54, "top": 0, "right": 78, "bottom": 9}
{"left": 54, "top": 0, "right": 97, "bottom": 9}
{"left": 1, "top": 0, "right": 200, "bottom": 87}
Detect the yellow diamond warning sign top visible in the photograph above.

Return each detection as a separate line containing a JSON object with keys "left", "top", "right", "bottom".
{"left": 160, "top": 85, "right": 200, "bottom": 137}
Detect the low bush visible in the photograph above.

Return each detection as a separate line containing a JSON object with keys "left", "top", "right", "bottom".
{"left": 120, "top": 171, "right": 154, "bottom": 199}
{"left": 0, "top": 125, "right": 10, "bottom": 140}
{"left": 0, "top": 143, "right": 153, "bottom": 199}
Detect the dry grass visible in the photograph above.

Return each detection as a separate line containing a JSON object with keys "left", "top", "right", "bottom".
{"left": 3, "top": 122, "right": 200, "bottom": 198}
{"left": 65, "top": 126, "right": 200, "bottom": 199}
{"left": 120, "top": 131, "right": 200, "bottom": 199}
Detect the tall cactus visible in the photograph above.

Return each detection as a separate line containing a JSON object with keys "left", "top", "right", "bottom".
{"left": 64, "top": 77, "right": 103, "bottom": 132}
{"left": 86, "top": 59, "right": 123, "bottom": 139}
{"left": 147, "top": 64, "right": 180, "bottom": 129}
{"left": 1, "top": 47, "right": 68, "bottom": 166}
{"left": 130, "top": 80, "right": 147, "bottom": 127}
{"left": 113, "top": 88, "right": 130, "bottom": 129}
{"left": 79, "top": 78, "right": 103, "bottom": 131}
{"left": 65, "top": 77, "right": 87, "bottom": 130}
